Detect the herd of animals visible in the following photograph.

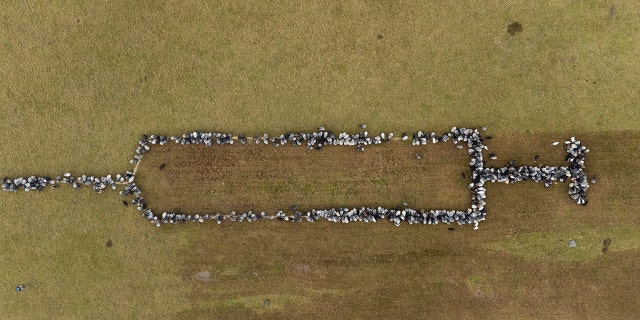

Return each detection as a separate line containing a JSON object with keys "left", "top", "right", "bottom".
{"left": 1, "top": 126, "right": 591, "bottom": 230}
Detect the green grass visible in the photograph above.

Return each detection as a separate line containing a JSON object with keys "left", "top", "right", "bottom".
{"left": 213, "top": 294, "right": 311, "bottom": 315}
{"left": 0, "top": 191, "right": 185, "bottom": 319}
{"left": 1, "top": 1, "right": 640, "bottom": 319}
{"left": 1, "top": 1, "right": 640, "bottom": 176}
{"left": 484, "top": 226, "right": 640, "bottom": 261}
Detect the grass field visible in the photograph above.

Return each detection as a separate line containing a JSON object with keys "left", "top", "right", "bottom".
{"left": 134, "top": 139, "right": 471, "bottom": 214}
{"left": 1, "top": 1, "right": 640, "bottom": 319}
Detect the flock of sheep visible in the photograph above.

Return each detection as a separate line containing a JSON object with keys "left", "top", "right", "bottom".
{"left": 140, "top": 206, "right": 477, "bottom": 228}
{"left": 1, "top": 173, "right": 126, "bottom": 193}
{"left": 475, "top": 136, "right": 590, "bottom": 205}
{"left": 134, "top": 125, "right": 398, "bottom": 155}
{"left": 1, "top": 126, "right": 591, "bottom": 230}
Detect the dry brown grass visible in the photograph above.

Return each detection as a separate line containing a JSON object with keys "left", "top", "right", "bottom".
{"left": 2, "top": 1, "right": 640, "bottom": 318}
{"left": 133, "top": 131, "right": 640, "bottom": 319}
{"left": 2, "top": 1, "right": 640, "bottom": 176}
{"left": 135, "top": 140, "right": 470, "bottom": 214}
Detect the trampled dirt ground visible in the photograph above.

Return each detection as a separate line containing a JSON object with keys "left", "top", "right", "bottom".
{"left": 135, "top": 139, "right": 471, "bottom": 214}
{"left": 130, "top": 130, "right": 640, "bottom": 319}
{"left": 161, "top": 131, "right": 640, "bottom": 319}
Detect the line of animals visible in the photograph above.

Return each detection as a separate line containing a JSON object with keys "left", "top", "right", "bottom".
{"left": 1, "top": 126, "right": 591, "bottom": 230}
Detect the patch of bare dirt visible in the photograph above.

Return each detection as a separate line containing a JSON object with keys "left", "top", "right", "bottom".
{"left": 293, "top": 263, "right": 311, "bottom": 273}
{"left": 135, "top": 142, "right": 471, "bottom": 214}
{"left": 507, "top": 22, "right": 523, "bottom": 35}
{"left": 195, "top": 271, "right": 211, "bottom": 282}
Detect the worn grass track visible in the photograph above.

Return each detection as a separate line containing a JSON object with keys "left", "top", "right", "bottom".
{"left": 135, "top": 140, "right": 470, "bottom": 214}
